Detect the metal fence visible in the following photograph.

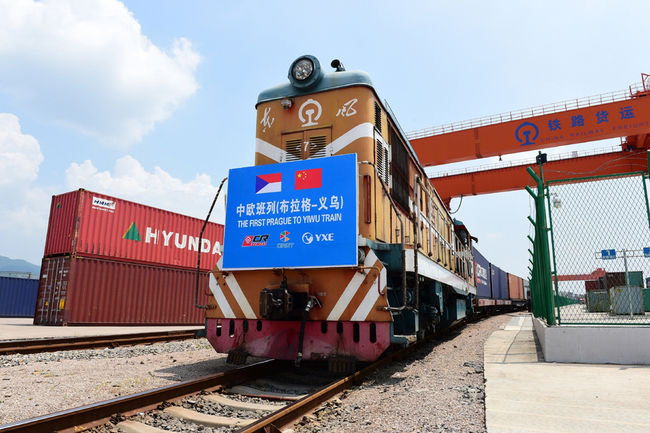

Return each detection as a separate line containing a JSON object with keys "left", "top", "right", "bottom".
{"left": 547, "top": 172, "right": 650, "bottom": 325}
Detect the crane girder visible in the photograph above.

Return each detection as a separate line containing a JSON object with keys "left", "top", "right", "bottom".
{"left": 410, "top": 93, "right": 650, "bottom": 166}
{"left": 430, "top": 149, "right": 648, "bottom": 206}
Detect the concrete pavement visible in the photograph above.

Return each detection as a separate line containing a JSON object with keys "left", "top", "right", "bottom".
{"left": 0, "top": 317, "right": 201, "bottom": 340}
{"left": 484, "top": 314, "right": 650, "bottom": 433}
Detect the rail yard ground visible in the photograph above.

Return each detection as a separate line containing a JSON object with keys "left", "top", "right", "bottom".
{"left": 0, "top": 315, "right": 512, "bottom": 432}
{"left": 0, "top": 313, "right": 516, "bottom": 432}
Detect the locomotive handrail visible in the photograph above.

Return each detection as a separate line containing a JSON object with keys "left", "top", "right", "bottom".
{"left": 359, "top": 160, "right": 409, "bottom": 312}
{"left": 195, "top": 176, "right": 228, "bottom": 310}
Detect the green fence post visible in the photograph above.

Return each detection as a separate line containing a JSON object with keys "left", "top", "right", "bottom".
{"left": 526, "top": 187, "right": 545, "bottom": 322}
{"left": 527, "top": 155, "right": 556, "bottom": 325}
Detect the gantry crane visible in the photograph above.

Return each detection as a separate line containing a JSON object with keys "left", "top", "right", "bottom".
{"left": 408, "top": 75, "right": 650, "bottom": 207}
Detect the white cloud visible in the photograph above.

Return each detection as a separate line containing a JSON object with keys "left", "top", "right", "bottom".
{"left": 65, "top": 156, "right": 226, "bottom": 222}
{"left": 0, "top": 0, "right": 201, "bottom": 148}
{"left": 0, "top": 113, "right": 44, "bottom": 185}
{"left": 0, "top": 114, "right": 50, "bottom": 264}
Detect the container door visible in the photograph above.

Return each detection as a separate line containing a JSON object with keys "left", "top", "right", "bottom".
{"left": 34, "top": 257, "right": 70, "bottom": 325}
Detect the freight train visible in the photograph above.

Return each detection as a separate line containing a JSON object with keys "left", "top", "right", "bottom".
{"left": 201, "top": 55, "right": 523, "bottom": 369}
{"left": 473, "top": 246, "right": 527, "bottom": 310}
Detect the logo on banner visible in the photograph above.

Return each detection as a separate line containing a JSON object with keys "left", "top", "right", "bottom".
{"left": 256, "top": 173, "right": 282, "bottom": 194}
{"left": 243, "top": 234, "right": 269, "bottom": 246}
{"left": 280, "top": 231, "right": 290, "bottom": 242}
{"left": 302, "top": 232, "right": 314, "bottom": 244}
{"left": 295, "top": 168, "right": 322, "bottom": 190}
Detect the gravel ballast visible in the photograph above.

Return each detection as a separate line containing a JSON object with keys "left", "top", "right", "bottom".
{"left": 0, "top": 313, "right": 517, "bottom": 431}
{"left": 0, "top": 339, "right": 230, "bottom": 425}
{"left": 292, "top": 313, "right": 516, "bottom": 433}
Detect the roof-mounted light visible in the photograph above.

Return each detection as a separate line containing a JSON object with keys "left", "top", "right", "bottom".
{"left": 288, "top": 55, "right": 322, "bottom": 89}
{"left": 293, "top": 59, "right": 313, "bottom": 80}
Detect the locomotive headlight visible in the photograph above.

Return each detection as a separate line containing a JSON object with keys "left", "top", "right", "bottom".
{"left": 288, "top": 55, "right": 322, "bottom": 89}
{"left": 293, "top": 59, "right": 314, "bottom": 81}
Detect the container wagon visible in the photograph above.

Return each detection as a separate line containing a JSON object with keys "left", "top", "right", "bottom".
{"left": 473, "top": 247, "right": 495, "bottom": 307}
{"left": 507, "top": 273, "right": 526, "bottom": 308}
{"left": 490, "top": 264, "right": 511, "bottom": 307}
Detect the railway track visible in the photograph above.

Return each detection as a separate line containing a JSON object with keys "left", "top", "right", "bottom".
{"left": 0, "top": 317, "right": 473, "bottom": 433}
{"left": 0, "top": 358, "right": 287, "bottom": 433}
{"left": 0, "top": 330, "right": 199, "bottom": 356}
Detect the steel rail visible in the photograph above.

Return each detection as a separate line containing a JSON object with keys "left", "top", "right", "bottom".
{"left": 0, "top": 330, "right": 200, "bottom": 356}
{"left": 0, "top": 359, "right": 290, "bottom": 433}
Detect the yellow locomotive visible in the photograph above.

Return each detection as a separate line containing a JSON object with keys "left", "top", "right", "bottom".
{"left": 204, "top": 55, "right": 476, "bottom": 368}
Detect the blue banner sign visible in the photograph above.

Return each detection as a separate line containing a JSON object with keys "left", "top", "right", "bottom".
{"left": 601, "top": 249, "right": 616, "bottom": 260}
{"left": 222, "top": 154, "right": 358, "bottom": 270}
{"left": 644, "top": 247, "right": 650, "bottom": 258}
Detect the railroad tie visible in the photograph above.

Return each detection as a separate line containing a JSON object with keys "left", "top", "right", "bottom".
{"left": 117, "top": 420, "right": 168, "bottom": 433}
{"left": 228, "top": 385, "right": 307, "bottom": 401}
{"left": 164, "top": 406, "right": 256, "bottom": 427}
{"left": 205, "top": 394, "right": 284, "bottom": 411}
{"left": 253, "top": 378, "right": 316, "bottom": 394}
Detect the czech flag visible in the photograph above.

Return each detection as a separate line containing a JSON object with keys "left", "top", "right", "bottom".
{"left": 256, "top": 173, "right": 282, "bottom": 194}
{"left": 295, "top": 168, "right": 322, "bottom": 190}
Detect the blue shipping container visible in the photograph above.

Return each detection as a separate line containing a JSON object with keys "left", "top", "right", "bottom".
{"left": 473, "top": 247, "right": 492, "bottom": 299}
{"left": 490, "top": 264, "right": 509, "bottom": 300}
{"left": 0, "top": 276, "right": 39, "bottom": 317}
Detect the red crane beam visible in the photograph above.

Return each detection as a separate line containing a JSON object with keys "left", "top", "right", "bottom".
{"left": 410, "top": 90, "right": 650, "bottom": 166}
{"left": 430, "top": 149, "right": 648, "bottom": 206}
{"left": 552, "top": 268, "right": 606, "bottom": 282}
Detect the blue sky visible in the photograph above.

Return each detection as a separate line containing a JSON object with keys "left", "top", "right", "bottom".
{"left": 1, "top": 0, "right": 649, "bottom": 281}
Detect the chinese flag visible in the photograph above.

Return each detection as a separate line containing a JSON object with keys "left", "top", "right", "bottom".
{"left": 295, "top": 168, "right": 322, "bottom": 190}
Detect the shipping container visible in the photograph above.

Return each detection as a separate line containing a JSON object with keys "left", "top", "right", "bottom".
{"left": 34, "top": 256, "right": 210, "bottom": 326}
{"left": 0, "top": 276, "right": 38, "bottom": 317}
{"left": 43, "top": 189, "right": 224, "bottom": 271}
{"left": 609, "top": 286, "right": 644, "bottom": 315}
{"left": 585, "top": 280, "right": 599, "bottom": 292}
{"left": 600, "top": 271, "right": 644, "bottom": 290}
{"left": 524, "top": 280, "right": 530, "bottom": 299}
{"left": 490, "top": 264, "right": 509, "bottom": 300}
{"left": 587, "top": 289, "right": 609, "bottom": 312}
{"left": 472, "top": 247, "right": 491, "bottom": 299}
{"left": 507, "top": 273, "right": 525, "bottom": 301}
{"left": 0, "top": 271, "right": 39, "bottom": 279}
